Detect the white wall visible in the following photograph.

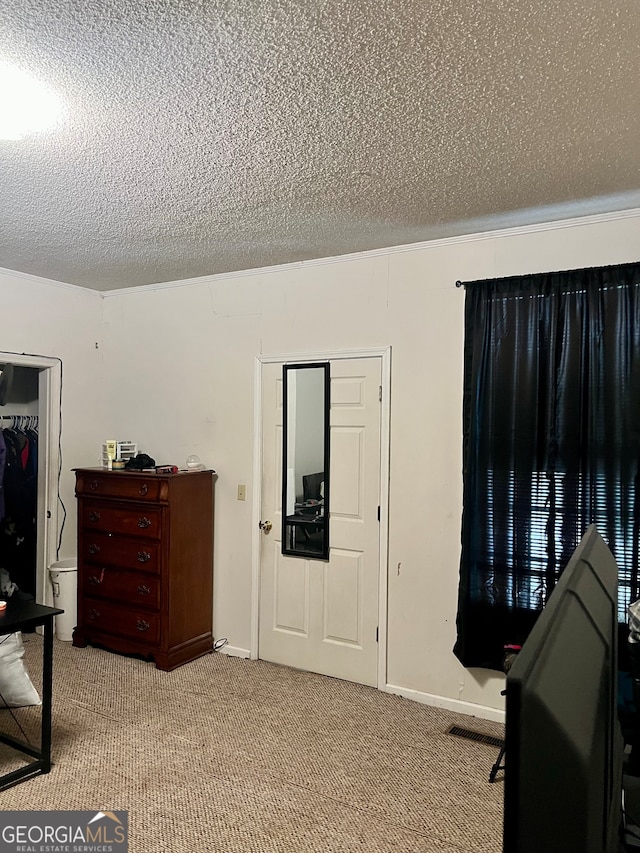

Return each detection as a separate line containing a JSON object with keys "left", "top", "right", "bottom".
{"left": 94, "top": 210, "right": 640, "bottom": 718}
{"left": 0, "top": 269, "right": 105, "bottom": 560}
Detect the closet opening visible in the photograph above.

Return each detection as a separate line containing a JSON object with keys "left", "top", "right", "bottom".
{"left": 0, "top": 354, "right": 61, "bottom": 608}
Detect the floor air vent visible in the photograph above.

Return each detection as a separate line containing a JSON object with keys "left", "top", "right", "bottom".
{"left": 447, "top": 725, "right": 504, "bottom": 748}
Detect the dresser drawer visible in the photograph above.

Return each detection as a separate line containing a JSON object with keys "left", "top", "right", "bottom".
{"left": 81, "top": 502, "right": 162, "bottom": 540}
{"left": 84, "top": 598, "right": 160, "bottom": 644}
{"left": 81, "top": 534, "right": 160, "bottom": 574}
{"left": 76, "top": 471, "right": 161, "bottom": 502}
{"left": 82, "top": 566, "right": 160, "bottom": 610}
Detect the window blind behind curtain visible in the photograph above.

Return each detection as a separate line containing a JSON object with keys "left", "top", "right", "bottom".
{"left": 453, "top": 262, "right": 640, "bottom": 671}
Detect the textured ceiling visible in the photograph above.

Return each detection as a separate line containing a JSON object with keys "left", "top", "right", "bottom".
{"left": 1, "top": 1, "right": 639, "bottom": 292}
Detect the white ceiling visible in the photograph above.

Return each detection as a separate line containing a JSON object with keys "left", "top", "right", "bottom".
{"left": 1, "top": 1, "right": 639, "bottom": 292}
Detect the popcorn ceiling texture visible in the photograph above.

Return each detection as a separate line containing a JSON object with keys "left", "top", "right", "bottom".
{"left": 0, "top": 0, "right": 639, "bottom": 291}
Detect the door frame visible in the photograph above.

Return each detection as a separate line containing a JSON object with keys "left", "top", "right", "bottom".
{"left": 0, "top": 351, "right": 62, "bottom": 607}
{"left": 251, "top": 346, "right": 391, "bottom": 690}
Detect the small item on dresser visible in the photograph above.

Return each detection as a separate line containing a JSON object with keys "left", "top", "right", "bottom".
{"left": 102, "top": 441, "right": 138, "bottom": 468}
{"left": 111, "top": 459, "right": 125, "bottom": 469}
{"left": 124, "top": 453, "right": 156, "bottom": 470}
{"left": 155, "top": 465, "right": 179, "bottom": 474}
{"left": 186, "top": 454, "right": 204, "bottom": 471}
{"left": 105, "top": 439, "right": 117, "bottom": 470}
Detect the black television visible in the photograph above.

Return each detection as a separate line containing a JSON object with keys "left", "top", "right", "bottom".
{"left": 503, "top": 524, "right": 624, "bottom": 853}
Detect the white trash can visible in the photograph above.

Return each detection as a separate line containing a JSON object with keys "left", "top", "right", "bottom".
{"left": 48, "top": 559, "right": 77, "bottom": 641}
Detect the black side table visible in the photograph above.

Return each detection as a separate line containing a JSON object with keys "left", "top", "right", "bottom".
{"left": 0, "top": 598, "right": 62, "bottom": 790}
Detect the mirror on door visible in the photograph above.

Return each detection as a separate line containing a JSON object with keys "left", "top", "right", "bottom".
{"left": 282, "top": 362, "right": 330, "bottom": 560}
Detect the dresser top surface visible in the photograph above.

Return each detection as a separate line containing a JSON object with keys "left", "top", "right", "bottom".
{"left": 74, "top": 467, "right": 216, "bottom": 479}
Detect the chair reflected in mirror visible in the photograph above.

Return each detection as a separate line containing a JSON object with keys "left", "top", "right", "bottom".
{"left": 287, "top": 472, "right": 324, "bottom": 554}
{"left": 303, "top": 472, "right": 324, "bottom": 503}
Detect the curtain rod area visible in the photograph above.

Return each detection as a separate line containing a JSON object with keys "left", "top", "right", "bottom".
{"left": 456, "top": 260, "right": 640, "bottom": 290}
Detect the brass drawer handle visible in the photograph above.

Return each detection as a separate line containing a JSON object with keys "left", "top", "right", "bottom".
{"left": 89, "top": 480, "right": 99, "bottom": 491}
{"left": 88, "top": 569, "right": 105, "bottom": 585}
{"left": 88, "top": 543, "right": 101, "bottom": 555}
{"left": 89, "top": 511, "right": 101, "bottom": 522}
{"left": 138, "top": 517, "right": 152, "bottom": 528}
{"left": 137, "top": 584, "right": 151, "bottom": 596}
{"left": 88, "top": 608, "right": 100, "bottom": 621}
{"left": 137, "top": 551, "right": 152, "bottom": 563}
{"left": 136, "top": 619, "right": 150, "bottom": 632}
{"left": 139, "top": 484, "right": 149, "bottom": 497}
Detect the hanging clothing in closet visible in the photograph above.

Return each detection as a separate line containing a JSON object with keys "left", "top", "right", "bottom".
{"left": 0, "top": 419, "right": 38, "bottom": 597}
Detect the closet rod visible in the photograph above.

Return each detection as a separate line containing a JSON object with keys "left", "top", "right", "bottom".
{"left": 0, "top": 415, "right": 39, "bottom": 426}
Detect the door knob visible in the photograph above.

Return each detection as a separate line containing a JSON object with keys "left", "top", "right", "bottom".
{"left": 259, "top": 520, "right": 273, "bottom": 534}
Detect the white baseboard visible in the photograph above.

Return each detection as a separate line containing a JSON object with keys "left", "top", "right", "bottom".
{"left": 385, "top": 682, "right": 506, "bottom": 724}
{"left": 211, "top": 653, "right": 505, "bottom": 722}
{"left": 217, "top": 644, "right": 251, "bottom": 659}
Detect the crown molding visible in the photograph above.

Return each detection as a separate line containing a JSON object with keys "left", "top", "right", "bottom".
{"left": 101, "top": 205, "right": 640, "bottom": 298}
{"left": 0, "top": 265, "right": 100, "bottom": 297}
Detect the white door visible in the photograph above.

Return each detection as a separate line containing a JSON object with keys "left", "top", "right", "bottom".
{"left": 259, "top": 357, "right": 382, "bottom": 687}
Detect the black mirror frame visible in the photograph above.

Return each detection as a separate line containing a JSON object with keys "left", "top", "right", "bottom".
{"left": 281, "top": 362, "right": 330, "bottom": 560}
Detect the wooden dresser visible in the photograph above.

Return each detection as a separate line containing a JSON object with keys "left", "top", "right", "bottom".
{"left": 73, "top": 467, "right": 215, "bottom": 671}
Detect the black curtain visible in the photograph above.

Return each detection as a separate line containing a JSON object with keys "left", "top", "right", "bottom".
{"left": 454, "top": 262, "right": 640, "bottom": 671}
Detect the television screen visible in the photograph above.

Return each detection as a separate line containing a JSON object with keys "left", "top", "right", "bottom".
{"left": 503, "top": 525, "right": 623, "bottom": 853}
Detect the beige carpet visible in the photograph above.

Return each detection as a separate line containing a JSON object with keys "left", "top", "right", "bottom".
{"left": 0, "top": 636, "right": 504, "bottom": 852}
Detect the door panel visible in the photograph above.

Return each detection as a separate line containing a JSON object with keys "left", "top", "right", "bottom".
{"left": 259, "top": 357, "right": 382, "bottom": 686}
{"left": 273, "top": 551, "right": 309, "bottom": 635}
{"left": 322, "top": 550, "right": 363, "bottom": 645}
{"left": 331, "top": 427, "right": 364, "bottom": 518}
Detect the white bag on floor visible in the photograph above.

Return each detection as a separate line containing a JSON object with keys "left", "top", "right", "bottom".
{"left": 0, "top": 632, "right": 41, "bottom": 707}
